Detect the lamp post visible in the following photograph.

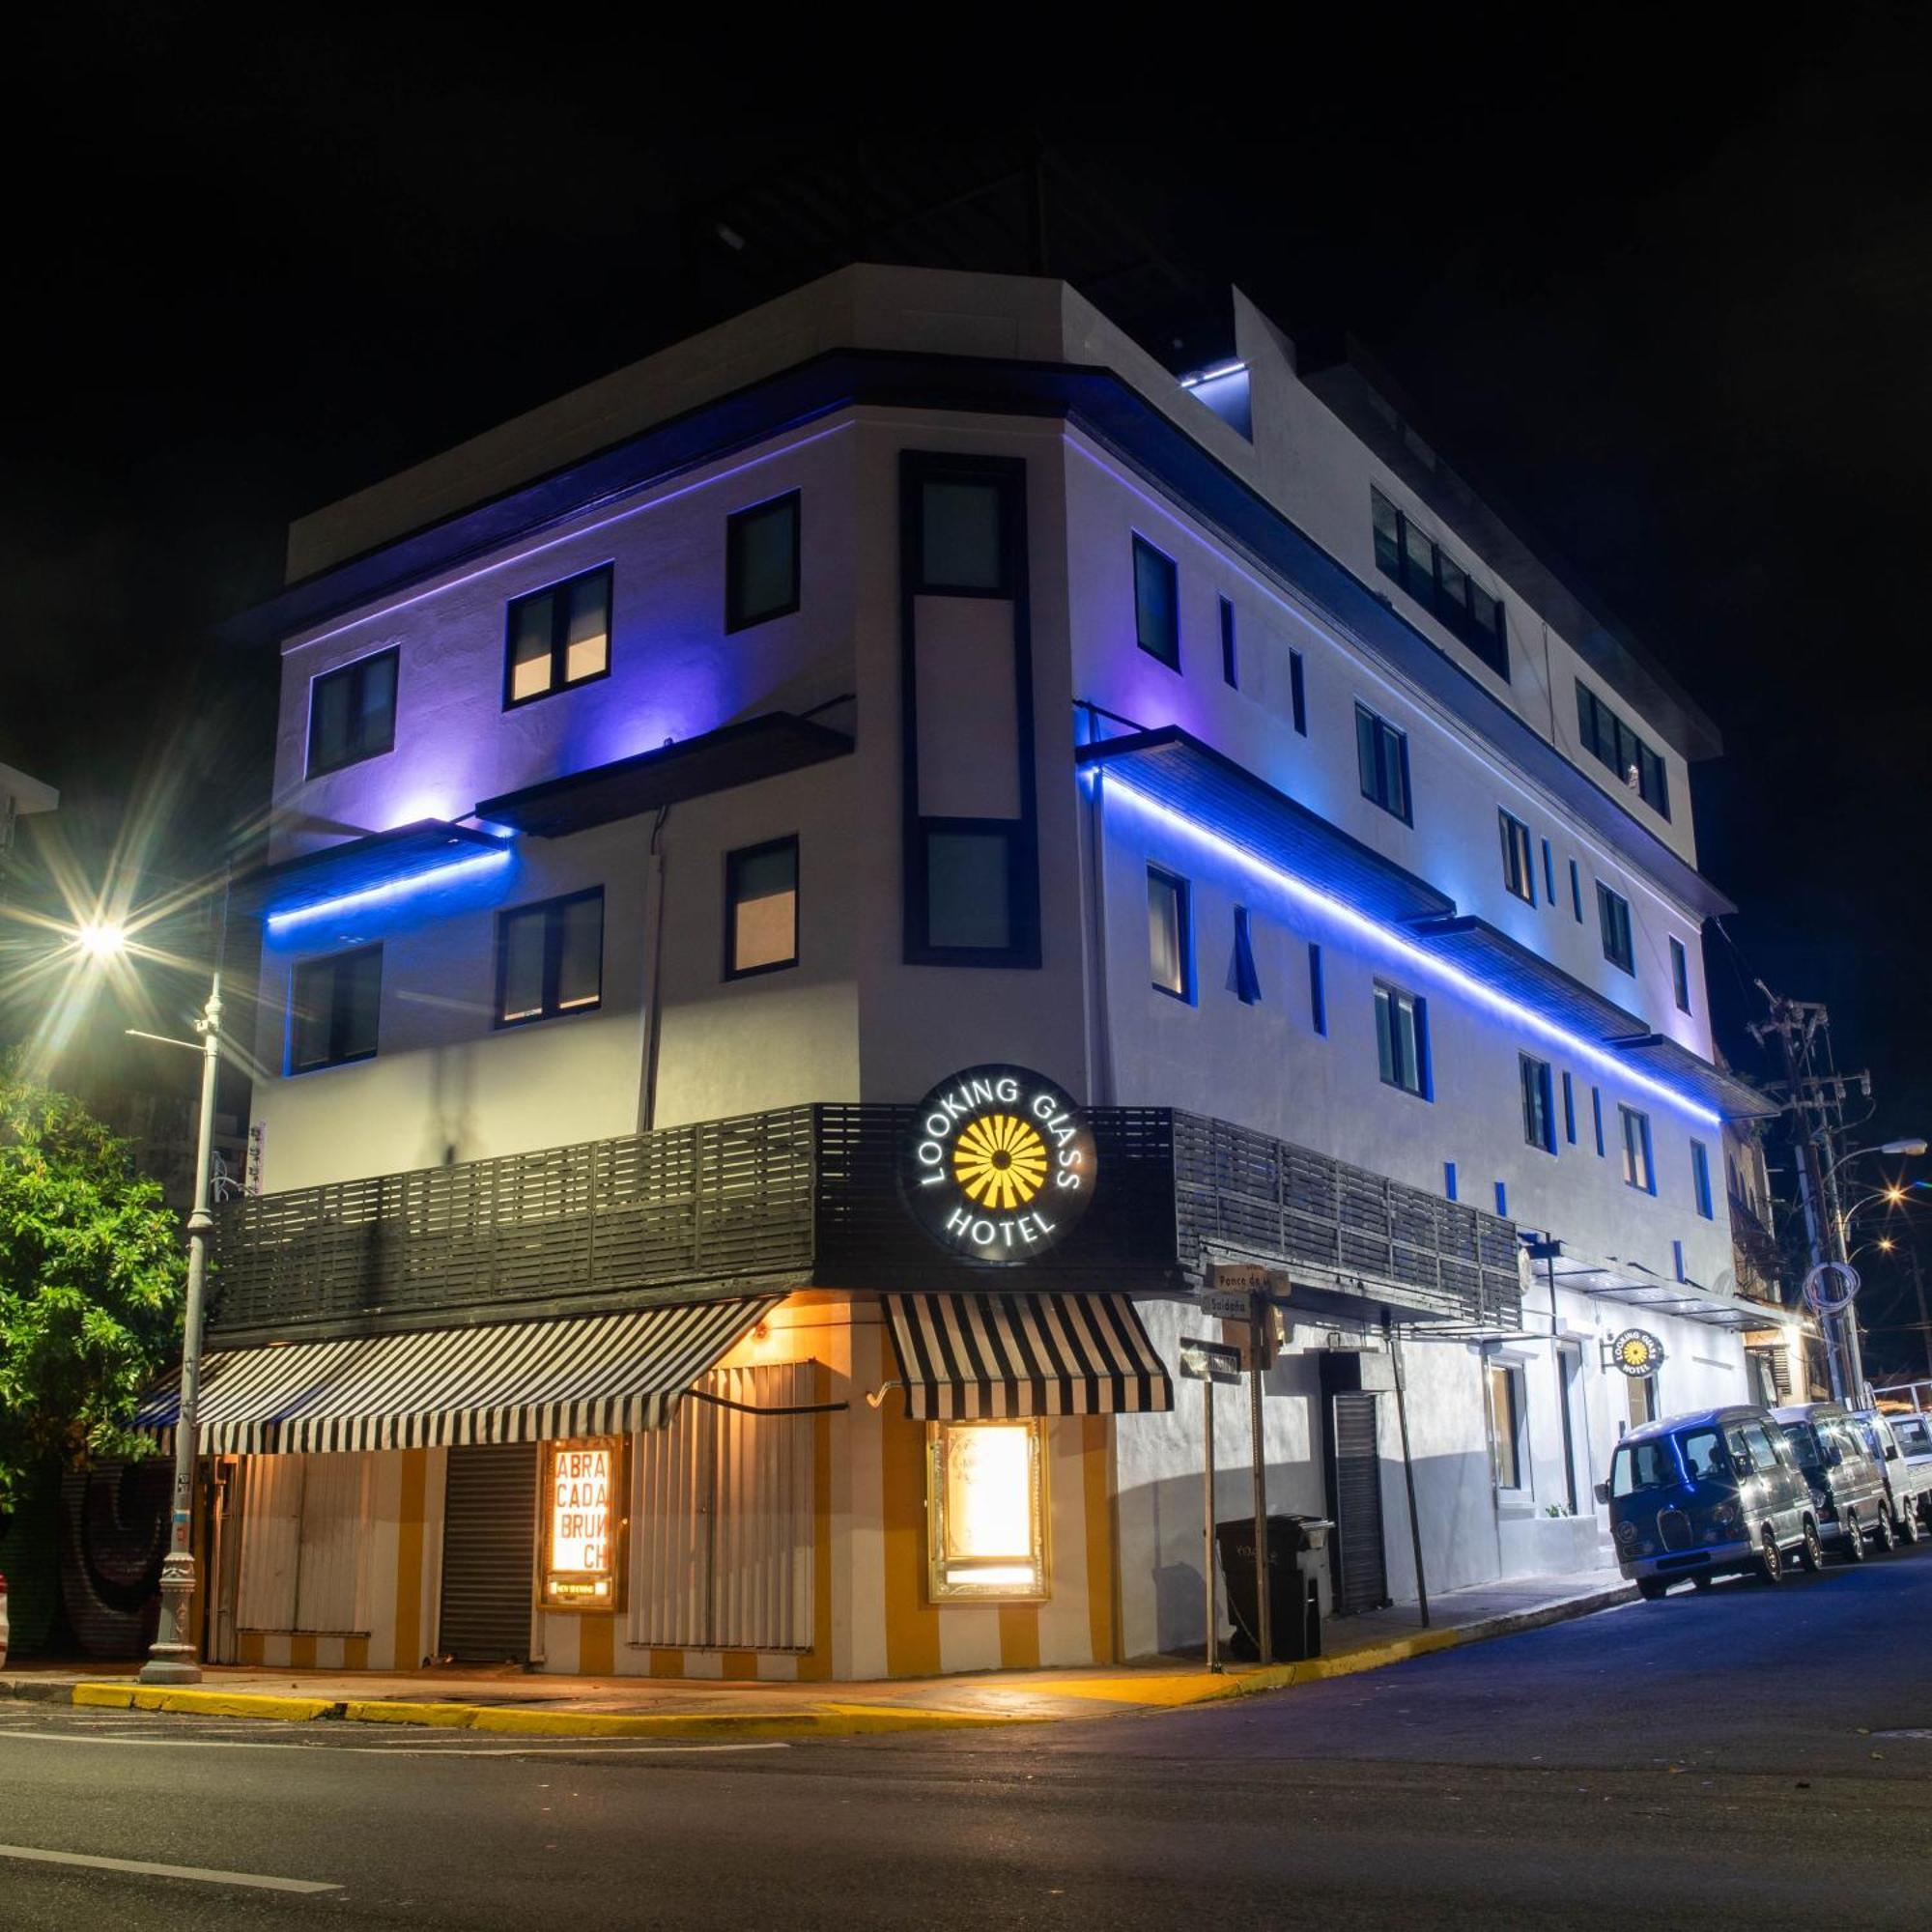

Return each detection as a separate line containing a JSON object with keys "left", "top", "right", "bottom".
{"left": 1818, "top": 1140, "right": 1926, "bottom": 1407}
{"left": 79, "top": 920, "right": 223, "bottom": 1685}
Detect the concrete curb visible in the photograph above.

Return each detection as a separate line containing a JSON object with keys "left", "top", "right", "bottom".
{"left": 0, "top": 1583, "right": 1635, "bottom": 1740}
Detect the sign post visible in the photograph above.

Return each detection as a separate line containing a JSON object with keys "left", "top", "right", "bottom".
{"left": 1178, "top": 1336, "right": 1241, "bottom": 1673}
{"left": 1248, "top": 1296, "right": 1270, "bottom": 1666}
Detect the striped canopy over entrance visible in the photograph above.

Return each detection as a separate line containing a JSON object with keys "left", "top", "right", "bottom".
{"left": 132, "top": 1296, "right": 782, "bottom": 1456}
{"left": 882, "top": 1292, "right": 1173, "bottom": 1421}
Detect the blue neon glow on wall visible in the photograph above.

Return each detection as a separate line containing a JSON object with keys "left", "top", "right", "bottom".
{"left": 1094, "top": 771, "right": 1722, "bottom": 1128}
{"left": 265, "top": 847, "right": 513, "bottom": 936}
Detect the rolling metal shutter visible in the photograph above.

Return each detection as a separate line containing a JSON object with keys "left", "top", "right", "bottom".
{"left": 438, "top": 1441, "right": 538, "bottom": 1664}
{"left": 1329, "top": 1392, "right": 1390, "bottom": 1616}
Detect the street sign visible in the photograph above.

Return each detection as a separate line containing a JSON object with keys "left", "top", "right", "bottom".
{"left": 1208, "top": 1262, "right": 1277, "bottom": 1296}
{"left": 1178, "top": 1336, "right": 1243, "bottom": 1385}
{"left": 1199, "top": 1290, "right": 1257, "bottom": 1322}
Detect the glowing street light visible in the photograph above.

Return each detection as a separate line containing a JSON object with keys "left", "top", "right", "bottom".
{"left": 75, "top": 922, "right": 128, "bottom": 960}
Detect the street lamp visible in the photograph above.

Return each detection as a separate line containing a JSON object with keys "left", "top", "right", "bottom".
{"left": 77, "top": 919, "right": 223, "bottom": 1686}
{"left": 1819, "top": 1139, "right": 1927, "bottom": 1407}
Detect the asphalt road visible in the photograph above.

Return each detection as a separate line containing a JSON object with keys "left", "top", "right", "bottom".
{"left": 3, "top": 1550, "right": 1929, "bottom": 1930}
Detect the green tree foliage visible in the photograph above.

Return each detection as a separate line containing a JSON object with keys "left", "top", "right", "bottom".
{"left": 0, "top": 1068, "right": 185, "bottom": 1510}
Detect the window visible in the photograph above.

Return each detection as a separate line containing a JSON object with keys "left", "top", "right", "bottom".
{"left": 1597, "top": 882, "right": 1634, "bottom": 975}
{"left": 724, "top": 492, "right": 800, "bottom": 631}
{"left": 1673, "top": 1238, "right": 1687, "bottom": 1283}
{"left": 1626, "top": 1373, "right": 1659, "bottom": 1432}
{"left": 1289, "top": 649, "right": 1308, "bottom": 735}
{"left": 1561, "top": 1070, "right": 1577, "bottom": 1145}
{"left": 1670, "top": 936, "right": 1691, "bottom": 1014}
{"left": 926, "top": 1419, "right": 1046, "bottom": 1601}
{"left": 289, "top": 945, "right": 382, "bottom": 1073}
{"left": 1520, "top": 1054, "right": 1556, "bottom": 1153}
{"left": 1371, "top": 487, "right": 1509, "bottom": 679}
{"left": 1444, "top": 1161, "right": 1458, "bottom": 1201}
{"left": 1149, "top": 867, "right": 1192, "bottom": 1001}
{"left": 307, "top": 648, "right": 398, "bottom": 779}
{"left": 1610, "top": 1435, "right": 1673, "bottom": 1492}
{"left": 1620, "top": 1104, "right": 1655, "bottom": 1193}
{"left": 1494, "top": 1179, "right": 1509, "bottom": 1216}
{"left": 1591, "top": 1086, "right": 1605, "bottom": 1157}
{"left": 1356, "top": 704, "right": 1412, "bottom": 823}
{"left": 1691, "top": 1140, "right": 1715, "bottom": 1220}
{"left": 1219, "top": 596, "right": 1237, "bottom": 688}
{"left": 1488, "top": 1362, "right": 1527, "bottom": 1492}
{"left": 1308, "top": 943, "right": 1327, "bottom": 1036}
{"left": 1541, "top": 838, "right": 1556, "bottom": 905}
{"left": 1133, "top": 535, "right": 1179, "bottom": 669}
{"left": 917, "top": 478, "right": 1008, "bottom": 592}
{"left": 1569, "top": 858, "right": 1583, "bottom": 923}
{"left": 505, "top": 565, "right": 611, "bottom": 705}
{"left": 497, "top": 889, "right": 604, "bottom": 1025}
{"left": 725, "top": 838, "right": 799, "bottom": 977}
{"left": 1232, "top": 906, "right": 1261, "bottom": 1005}
{"left": 918, "top": 823, "right": 1029, "bottom": 957}
{"left": 1576, "top": 681, "right": 1669, "bottom": 817}
{"left": 1499, "top": 810, "right": 1536, "bottom": 903}
{"left": 1374, "top": 980, "right": 1431, "bottom": 1098}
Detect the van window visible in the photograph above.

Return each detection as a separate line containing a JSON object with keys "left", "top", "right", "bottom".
{"left": 1782, "top": 1421, "right": 1826, "bottom": 1469}
{"left": 1610, "top": 1439, "right": 1677, "bottom": 1496}
{"left": 1740, "top": 1421, "right": 1781, "bottom": 1468}
{"left": 1677, "top": 1429, "right": 1725, "bottom": 1484}
{"left": 1894, "top": 1417, "right": 1932, "bottom": 1456}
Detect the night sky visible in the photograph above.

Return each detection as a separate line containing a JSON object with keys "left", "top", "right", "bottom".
{"left": 5, "top": 21, "right": 1928, "bottom": 1355}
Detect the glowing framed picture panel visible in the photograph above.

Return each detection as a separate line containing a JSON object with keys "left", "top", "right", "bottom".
{"left": 926, "top": 1417, "right": 1048, "bottom": 1602}
{"left": 539, "top": 1436, "right": 627, "bottom": 1613}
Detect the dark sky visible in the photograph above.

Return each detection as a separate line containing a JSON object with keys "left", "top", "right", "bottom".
{"left": 6, "top": 18, "right": 1928, "bottom": 1351}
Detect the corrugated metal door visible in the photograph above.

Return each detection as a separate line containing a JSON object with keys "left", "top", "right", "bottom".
{"left": 234, "top": 1455, "right": 372, "bottom": 1634}
{"left": 630, "top": 1363, "right": 814, "bottom": 1652}
{"left": 438, "top": 1441, "right": 537, "bottom": 1663}
{"left": 1330, "top": 1392, "right": 1390, "bottom": 1616}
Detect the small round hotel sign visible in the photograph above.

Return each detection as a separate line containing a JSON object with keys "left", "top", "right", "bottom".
{"left": 903, "top": 1064, "right": 1096, "bottom": 1264}
{"left": 1609, "top": 1328, "right": 1666, "bottom": 1378}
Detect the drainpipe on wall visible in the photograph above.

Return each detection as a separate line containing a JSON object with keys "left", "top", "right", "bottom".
{"left": 1078, "top": 722, "right": 1116, "bottom": 1108}
{"left": 639, "top": 802, "right": 671, "bottom": 1134}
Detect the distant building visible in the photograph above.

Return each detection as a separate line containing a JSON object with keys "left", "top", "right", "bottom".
{"left": 0, "top": 761, "right": 58, "bottom": 891}
{"left": 138, "top": 267, "right": 1796, "bottom": 1677}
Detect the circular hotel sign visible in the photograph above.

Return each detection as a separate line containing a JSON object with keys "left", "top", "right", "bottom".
{"left": 903, "top": 1064, "right": 1096, "bottom": 1264}
{"left": 1609, "top": 1328, "right": 1666, "bottom": 1378}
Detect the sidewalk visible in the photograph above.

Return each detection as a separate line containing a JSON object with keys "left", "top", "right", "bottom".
{"left": 0, "top": 1567, "right": 1634, "bottom": 1740}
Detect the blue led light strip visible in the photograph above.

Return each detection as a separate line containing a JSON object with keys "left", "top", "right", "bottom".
{"left": 1094, "top": 772, "right": 1721, "bottom": 1127}
{"left": 265, "top": 847, "right": 512, "bottom": 935}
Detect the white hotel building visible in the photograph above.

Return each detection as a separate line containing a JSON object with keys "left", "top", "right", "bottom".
{"left": 141, "top": 266, "right": 1799, "bottom": 1679}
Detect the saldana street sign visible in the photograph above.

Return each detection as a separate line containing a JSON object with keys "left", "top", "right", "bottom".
{"left": 902, "top": 1064, "right": 1096, "bottom": 1264}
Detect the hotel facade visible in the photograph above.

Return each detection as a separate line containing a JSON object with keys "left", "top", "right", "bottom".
{"left": 140, "top": 266, "right": 1800, "bottom": 1679}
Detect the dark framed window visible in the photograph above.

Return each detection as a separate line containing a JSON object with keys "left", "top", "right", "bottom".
{"left": 497, "top": 889, "right": 604, "bottom": 1026}
{"left": 916, "top": 476, "right": 1009, "bottom": 594}
{"left": 1371, "top": 488, "right": 1509, "bottom": 680}
{"left": 1232, "top": 905, "right": 1261, "bottom": 1005}
{"left": 1219, "top": 596, "right": 1237, "bottom": 688}
{"left": 1308, "top": 942, "right": 1327, "bottom": 1036}
{"left": 289, "top": 945, "right": 382, "bottom": 1074}
{"left": 725, "top": 492, "right": 800, "bottom": 632}
{"left": 1541, "top": 838, "right": 1556, "bottom": 905}
{"left": 1576, "top": 682, "right": 1669, "bottom": 817}
{"left": 1356, "top": 704, "right": 1412, "bottom": 823}
{"left": 1691, "top": 1140, "right": 1715, "bottom": 1220}
{"left": 916, "top": 821, "right": 1031, "bottom": 958}
{"left": 1561, "top": 1070, "right": 1577, "bottom": 1145}
{"left": 307, "top": 648, "right": 398, "bottom": 779}
{"left": 1133, "top": 535, "right": 1180, "bottom": 670}
{"left": 1670, "top": 936, "right": 1691, "bottom": 1014}
{"left": 1148, "top": 867, "right": 1193, "bottom": 1002}
{"left": 1499, "top": 810, "right": 1535, "bottom": 903}
{"left": 1374, "top": 980, "right": 1431, "bottom": 1098}
{"left": 724, "top": 838, "right": 799, "bottom": 978}
{"left": 1569, "top": 858, "right": 1583, "bottom": 923}
{"left": 1289, "top": 649, "right": 1308, "bottom": 736}
{"left": 1444, "top": 1161, "right": 1459, "bottom": 1202}
{"left": 1592, "top": 1086, "right": 1605, "bottom": 1157}
{"left": 1597, "top": 882, "right": 1634, "bottom": 975}
{"left": 1520, "top": 1053, "right": 1556, "bottom": 1153}
{"left": 505, "top": 565, "right": 611, "bottom": 707}
{"left": 1620, "top": 1104, "right": 1656, "bottom": 1193}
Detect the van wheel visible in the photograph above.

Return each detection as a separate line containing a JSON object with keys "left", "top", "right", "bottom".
{"left": 1901, "top": 1507, "right": 1921, "bottom": 1545}
{"left": 1878, "top": 1509, "right": 1899, "bottom": 1552}
{"left": 1637, "top": 1578, "right": 1669, "bottom": 1601}
{"left": 1798, "top": 1519, "right": 1824, "bottom": 1573}
{"left": 1756, "top": 1528, "right": 1783, "bottom": 1584}
{"left": 1842, "top": 1512, "right": 1867, "bottom": 1562}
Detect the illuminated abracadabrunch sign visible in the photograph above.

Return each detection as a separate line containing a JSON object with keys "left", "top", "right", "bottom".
{"left": 1609, "top": 1328, "right": 1666, "bottom": 1378}
{"left": 903, "top": 1065, "right": 1096, "bottom": 1264}
{"left": 540, "top": 1437, "right": 624, "bottom": 1612}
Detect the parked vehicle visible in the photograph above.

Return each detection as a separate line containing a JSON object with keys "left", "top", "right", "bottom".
{"left": 1891, "top": 1411, "right": 1932, "bottom": 1487}
{"left": 1850, "top": 1407, "right": 1932, "bottom": 1538}
{"left": 1773, "top": 1403, "right": 1892, "bottom": 1558}
{"left": 1598, "top": 1406, "right": 1820, "bottom": 1597}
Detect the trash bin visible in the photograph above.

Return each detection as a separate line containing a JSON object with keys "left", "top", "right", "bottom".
{"left": 1215, "top": 1515, "right": 1332, "bottom": 1662}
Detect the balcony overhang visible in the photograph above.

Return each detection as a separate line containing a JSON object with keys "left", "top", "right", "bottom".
{"left": 1605, "top": 1035, "right": 1778, "bottom": 1122}
{"left": 250, "top": 820, "right": 511, "bottom": 930}
{"left": 1406, "top": 915, "right": 1649, "bottom": 1041}
{"left": 1543, "top": 1247, "right": 1762, "bottom": 1330}
{"left": 475, "top": 710, "right": 854, "bottom": 838}
{"left": 1078, "top": 725, "right": 1454, "bottom": 926}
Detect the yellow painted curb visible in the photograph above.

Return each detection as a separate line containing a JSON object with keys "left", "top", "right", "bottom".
{"left": 74, "top": 1684, "right": 340, "bottom": 1722}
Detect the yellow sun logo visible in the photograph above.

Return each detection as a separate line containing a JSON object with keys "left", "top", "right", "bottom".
{"left": 952, "top": 1114, "right": 1050, "bottom": 1211}
{"left": 1619, "top": 1337, "right": 1651, "bottom": 1369}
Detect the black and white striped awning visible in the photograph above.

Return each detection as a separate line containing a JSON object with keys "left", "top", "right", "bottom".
{"left": 132, "top": 1297, "right": 781, "bottom": 1455}
{"left": 882, "top": 1293, "right": 1173, "bottom": 1421}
